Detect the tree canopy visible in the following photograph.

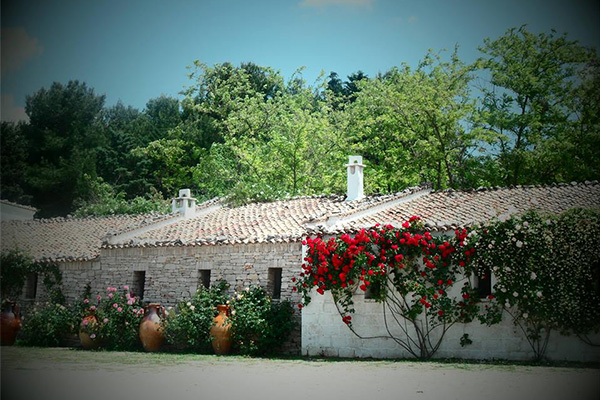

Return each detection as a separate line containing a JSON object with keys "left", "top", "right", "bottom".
{"left": 0, "top": 27, "right": 598, "bottom": 217}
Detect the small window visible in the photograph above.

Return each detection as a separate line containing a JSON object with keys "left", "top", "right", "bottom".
{"left": 268, "top": 268, "right": 282, "bottom": 299}
{"left": 364, "top": 280, "right": 382, "bottom": 300}
{"left": 133, "top": 271, "right": 146, "bottom": 300}
{"left": 25, "top": 273, "right": 38, "bottom": 299}
{"left": 476, "top": 266, "right": 492, "bottom": 298}
{"left": 198, "top": 270, "right": 211, "bottom": 289}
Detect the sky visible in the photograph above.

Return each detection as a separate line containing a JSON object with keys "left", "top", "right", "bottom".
{"left": 1, "top": 0, "right": 599, "bottom": 122}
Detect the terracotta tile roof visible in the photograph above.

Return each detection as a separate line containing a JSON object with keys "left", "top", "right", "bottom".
{"left": 4, "top": 182, "right": 599, "bottom": 258}
{"left": 104, "top": 192, "right": 416, "bottom": 248}
{"left": 1, "top": 213, "right": 173, "bottom": 262}
{"left": 344, "top": 181, "right": 600, "bottom": 232}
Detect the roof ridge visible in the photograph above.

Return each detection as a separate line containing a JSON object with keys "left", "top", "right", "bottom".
{"left": 431, "top": 180, "right": 600, "bottom": 194}
{"left": 306, "top": 184, "right": 432, "bottom": 225}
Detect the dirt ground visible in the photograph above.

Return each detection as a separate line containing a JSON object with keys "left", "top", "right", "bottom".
{"left": 1, "top": 347, "right": 599, "bottom": 400}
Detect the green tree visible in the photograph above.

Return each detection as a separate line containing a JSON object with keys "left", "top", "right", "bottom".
{"left": 96, "top": 97, "right": 182, "bottom": 199}
{"left": 23, "top": 80, "right": 105, "bottom": 216}
{"left": 349, "top": 49, "right": 489, "bottom": 192}
{"left": 477, "top": 26, "right": 597, "bottom": 185}
{"left": 73, "top": 176, "right": 169, "bottom": 217}
{"left": 195, "top": 69, "right": 346, "bottom": 204}
{"left": 0, "top": 122, "right": 31, "bottom": 204}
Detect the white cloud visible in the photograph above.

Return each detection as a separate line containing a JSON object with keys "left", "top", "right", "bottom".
{"left": 300, "top": 0, "right": 375, "bottom": 8}
{"left": 1, "top": 27, "right": 43, "bottom": 75}
{"left": 1, "top": 94, "right": 29, "bottom": 123}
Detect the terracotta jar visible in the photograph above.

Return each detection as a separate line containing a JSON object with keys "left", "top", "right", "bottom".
{"left": 1, "top": 300, "right": 21, "bottom": 346}
{"left": 79, "top": 309, "right": 100, "bottom": 349}
{"left": 210, "top": 304, "right": 232, "bottom": 355}
{"left": 139, "top": 303, "right": 165, "bottom": 352}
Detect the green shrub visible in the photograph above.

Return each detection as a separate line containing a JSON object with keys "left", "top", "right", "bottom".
{"left": 229, "top": 286, "right": 295, "bottom": 356}
{"left": 163, "top": 280, "right": 229, "bottom": 352}
{"left": 75, "top": 285, "right": 144, "bottom": 351}
{"left": 18, "top": 302, "right": 77, "bottom": 347}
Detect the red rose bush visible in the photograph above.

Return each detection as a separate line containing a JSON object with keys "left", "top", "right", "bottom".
{"left": 294, "top": 216, "right": 479, "bottom": 359}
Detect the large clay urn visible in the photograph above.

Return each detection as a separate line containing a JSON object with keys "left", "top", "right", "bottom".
{"left": 210, "top": 304, "right": 232, "bottom": 355}
{"left": 139, "top": 303, "right": 165, "bottom": 352}
{"left": 1, "top": 300, "right": 21, "bottom": 346}
{"left": 79, "top": 309, "right": 100, "bottom": 349}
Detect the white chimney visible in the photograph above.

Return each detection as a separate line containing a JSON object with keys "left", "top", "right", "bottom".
{"left": 346, "top": 156, "right": 365, "bottom": 201}
{"left": 172, "top": 189, "right": 196, "bottom": 218}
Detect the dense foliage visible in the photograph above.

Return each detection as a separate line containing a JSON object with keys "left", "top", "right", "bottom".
{"left": 294, "top": 217, "right": 477, "bottom": 359}
{"left": 0, "top": 250, "right": 64, "bottom": 304}
{"left": 18, "top": 302, "right": 77, "bottom": 347}
{"left": 0, "top": 27, "right": 598, "bottom": 216}
{"left": 295, "top": 209, "right": 600, "bottom": 360}
{"left": 76, "top": 285, "right": 145, "bottom": 351}
{"left": 229, "top": 286, "right": 296, "bottom": 356}
{"left": 162, "top": 280, "right": 229, "bottom": 352}
{"left": 473, "top": 208, "right": 600, "bottom": 359}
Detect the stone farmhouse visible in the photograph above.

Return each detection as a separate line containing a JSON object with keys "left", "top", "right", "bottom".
{"left": 2, "top": 157, "right": 599, "bottom": 360}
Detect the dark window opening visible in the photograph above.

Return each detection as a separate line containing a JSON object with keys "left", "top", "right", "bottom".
{"left": 476, "top": 266, "right": 492, "bottom": 298}
{"left": 25, "top": 273, "right": 38, "bottom": 299}
{"left": 269, "top": 268, "right": 282, "bottom": 299}
{"left": 199, "top": 270, "right": 211, "bottom": 289}
{"left": 365, "top": 280, "right": 382, "bottom": 300}
{"left": 133, "top": 271, "right": 146, "bottom": 300}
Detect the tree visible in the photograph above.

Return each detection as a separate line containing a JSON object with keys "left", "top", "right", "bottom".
{"left": 0, "top": 122, "right": 30, "bottom": 204}
{"left": 349, "top": 49, "right": 490, "bottom": 192}
{"left": 201, "top": 70, "right": 346, "bottom": 204}
{"left": 23, "top": 80, "right": 105, "bottom": 216}
{"left": 144, "top": 95, "right": 182, "bottom": 139}
{"left": 180, "top": 63, "right": 345, "bottom": 203}
{"left": 477, "top": 26, "right": 597, "bottom": 185}
{"left": 96, "top": 97, "right": 182, "bottom": 199}
{"left": 73, "top": 176, "right": 169, "bottom": 217}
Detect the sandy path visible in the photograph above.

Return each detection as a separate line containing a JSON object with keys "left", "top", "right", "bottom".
{"left": 1, "top": 348, "right": 598, "bottom": 400}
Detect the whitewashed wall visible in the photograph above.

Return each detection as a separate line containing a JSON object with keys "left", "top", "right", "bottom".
{"left": 302, "top": 289, "right": 600, "bottom": 362}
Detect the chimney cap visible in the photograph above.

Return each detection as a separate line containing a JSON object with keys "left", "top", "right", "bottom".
{"left": 177, "top": 189, "right": 192, "bottom": 198}
{"left": 345, "top": 155, "right": 364, "bottom": 167}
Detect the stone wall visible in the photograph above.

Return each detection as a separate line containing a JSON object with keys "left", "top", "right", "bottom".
{"left": 98, "top": 243, "right": 303, "bottom": 304}
{"left": 302, "top": 290, "right": 600, "bottom": 362}
{"left": 48, "top": 242, "right": 304, "bottom": 353}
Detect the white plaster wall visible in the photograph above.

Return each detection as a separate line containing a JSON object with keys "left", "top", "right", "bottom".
{"left": 302, "top": 289, "right": 600, "bottom": 362}
{"left": 0, "top": 203, "right": 36, "bottom": 220}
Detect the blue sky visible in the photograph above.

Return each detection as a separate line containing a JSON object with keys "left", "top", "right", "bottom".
{"left": 2, "top": 0, "right": 599, "bottom": 122}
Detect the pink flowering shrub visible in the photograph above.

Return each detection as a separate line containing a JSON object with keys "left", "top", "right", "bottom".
{"left": 78, "top": 285, "right": 144, "bottom": 351}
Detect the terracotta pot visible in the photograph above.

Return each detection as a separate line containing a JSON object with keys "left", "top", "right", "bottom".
{"left": 1, "top": 301, "right": 21, "bottom": 346}
{"left": 210, "top": 304, "right": 232, "bottom": 355}
{"left": 139, "top": 303, "right": 165, "bottom": 352}
{"left": 79, "top": 310, "right": 100, "bottom": 349}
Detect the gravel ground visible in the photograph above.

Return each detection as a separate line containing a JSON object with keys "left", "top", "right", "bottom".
{"left": 1, "top": 347, "right": 599, "bottom": 400}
